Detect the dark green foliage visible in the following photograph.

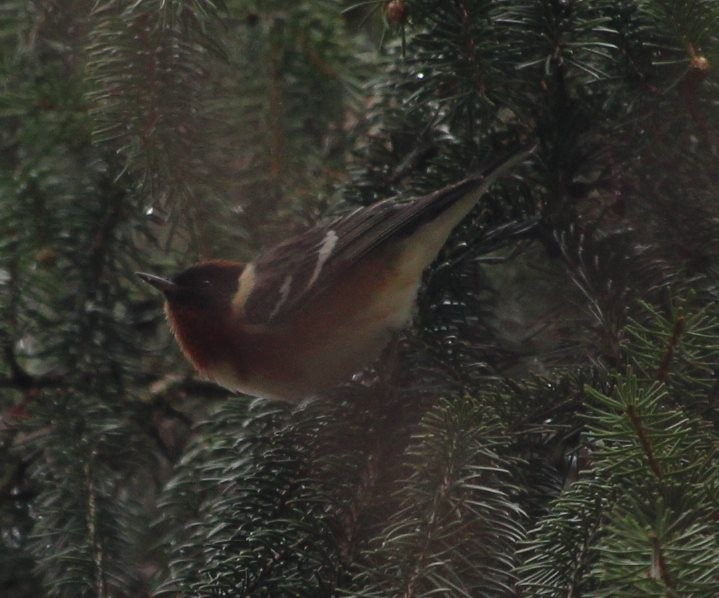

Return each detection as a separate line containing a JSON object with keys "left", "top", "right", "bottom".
{"left": 85, "top": 0, "right": 225, "bottom": 208}
{"left": 585, "top": 378, "right": 719, "bottom": 596}
{"left": 24, "top": 394, "right": 151, "bottom": 598}
{"left": 343, "top": 396, "right": 525, "bottom": 596}
{"left": 1, "top": 0, "right": 718, "bottom": 596}
{"left": 518, "top": 303, "right": 719, "bottom": 596}
{"left": 155, "top": 398, "right": 346, "bottom": 595}
{"left": 517, "top": 479, "right": 611, "bottom": 595}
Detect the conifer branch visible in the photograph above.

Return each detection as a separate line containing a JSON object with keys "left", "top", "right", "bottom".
{"left": 337, "top": 448, "right": 379, "bottom": 564}
{"left": 649, "top": 531, "right": 674, "bottom": 592}
{"left": 625, "top": 405, "right": 663, "bottom": 479}
{"left": 400, "top": 478, "right": 450, "bottom": 598}
{"left": 655, "top": 314, "right": 685, "bottom": 383}
{"left": 85, "top": 455, "right": 107, "bottom": 598}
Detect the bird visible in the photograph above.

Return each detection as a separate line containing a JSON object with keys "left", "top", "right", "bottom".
{"left": 137, "top": 146, "right": 532, "bottom": 401}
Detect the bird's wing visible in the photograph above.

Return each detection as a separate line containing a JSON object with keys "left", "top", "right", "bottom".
{"left": 241, "top": 180, "right": 474, "bottom": 325}
{"left": 243, "top": 146, "right": 532, "bottom": 325}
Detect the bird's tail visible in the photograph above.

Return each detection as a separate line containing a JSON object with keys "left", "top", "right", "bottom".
{"left": 401, "top": 142, "right": 536, "bottom": 240}
{"left": 420, "top": 142, "right": 535, "bottom": 212}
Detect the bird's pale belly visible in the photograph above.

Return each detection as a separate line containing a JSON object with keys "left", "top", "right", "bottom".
{"left": 205, "top": 251, "right": 423, "bottom": 401}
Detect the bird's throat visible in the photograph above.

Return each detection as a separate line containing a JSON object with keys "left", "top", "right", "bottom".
{"left": 165, "top": 302, "right": 238, "bottom": 373}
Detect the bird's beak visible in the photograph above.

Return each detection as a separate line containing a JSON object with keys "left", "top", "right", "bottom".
{"left": 136, "top": 272, "right": 178, "bottom": 294}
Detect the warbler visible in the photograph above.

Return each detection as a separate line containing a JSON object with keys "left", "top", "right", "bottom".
{"left": 138, "top": 146, "right": 532, "bottom": 401}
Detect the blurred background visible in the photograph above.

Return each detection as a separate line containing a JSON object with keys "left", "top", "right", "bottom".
{"left": 1, "top": 1, "right": 718, "bottom": 596}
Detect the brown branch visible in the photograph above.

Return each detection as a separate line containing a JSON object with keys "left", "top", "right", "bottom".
{"left": 337, "top": 445, "right": 379, "bottom": 564}
{"left": 679, "top": 45, "right": 719, "bottom": 176}
{"left": 402, "top": 479, "right": 450, "bottom": 598}
{"left": 655, "top": 315, "right": 685, "bottom": 383}
{"left": 456, "top": 0, "right": 486, "bottom": 96}
{"left": 626, "top": 405, "right": 662, "bottom": 479}
{"left": 85, "top": 455, "right": 108, "bottom": 598}
{"left": 649, "top": 531, "right": 675, "bottom": 592}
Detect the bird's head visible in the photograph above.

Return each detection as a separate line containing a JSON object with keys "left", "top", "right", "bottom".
{"left": 137, "top": 261, "right": 245, "bottom": 313}
{"left": 137, "top": 261, "right": 247, "bottom": 369}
